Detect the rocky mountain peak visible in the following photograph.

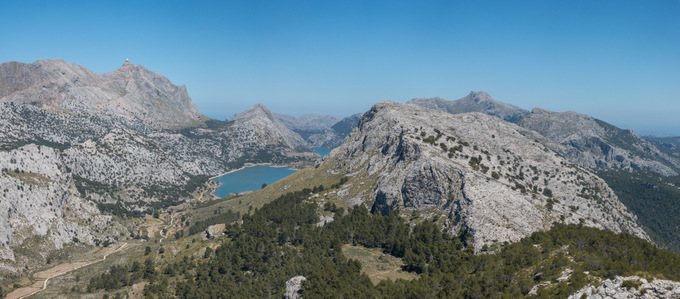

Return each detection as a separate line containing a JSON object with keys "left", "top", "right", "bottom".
{"left": 228, "top": 103, "right": 312, "bottom": 152}
{"left": 466, "top": 90, "right": 493, "bottom": 102}
{"left": 306, "top": 101, "right": 647, "bottom": 250}
{"left": 0, "top": 59, "right": 202, "bottom": 127}
{"left": 233, "top": 103, "right": 276, "bottom": 123}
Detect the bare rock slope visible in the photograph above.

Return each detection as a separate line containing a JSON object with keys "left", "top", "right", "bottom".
{"left": 309, "top": 101, "right": 647, "bottom": 250}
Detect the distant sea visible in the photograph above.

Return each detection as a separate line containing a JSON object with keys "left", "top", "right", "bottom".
{"left": 313, "top": 147, "right": 331, "bottom": 157}
{"left": 212, "top": 165, "right": 297, "bottom": 198}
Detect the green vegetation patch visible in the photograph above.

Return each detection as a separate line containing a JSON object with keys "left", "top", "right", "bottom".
{"left": 6, "top": 170, "right": 52, "bottom": 187}
{"left": 597, "top": 170, "right": 680, "bottom": 253}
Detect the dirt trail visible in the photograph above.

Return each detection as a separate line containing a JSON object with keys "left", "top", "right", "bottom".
{"left": 6, "top": 242, "right": 130, "bottom": 299}
{"left": 159, "top": 213, "right": 176, "bottom": 243}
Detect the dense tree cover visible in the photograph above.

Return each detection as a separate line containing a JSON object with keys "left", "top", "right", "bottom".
{"left": 597, "top": 170, "right": 680, "bottom": 253}
{"left": 82, "top": 179, "right": 680, "bottom": 297}
{"left": 127, "top": 184, "right": 680, "bottom": 298}
{"left": 644, "top": 136, "right": 680, "bottom": 160}
{"left": 87, "top": 258, "right": 155, "bottom": 292}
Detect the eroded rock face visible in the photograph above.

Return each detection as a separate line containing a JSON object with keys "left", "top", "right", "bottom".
{"left": 517, "top": 108, "right": 680, "bottom": 176}
{"left": 319, "top": 101, "right": 647, "bottom": 251}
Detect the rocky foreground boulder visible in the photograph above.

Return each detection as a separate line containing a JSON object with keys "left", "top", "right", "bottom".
{"left": 568, "top": 276, "right": 680, "bottom": 299}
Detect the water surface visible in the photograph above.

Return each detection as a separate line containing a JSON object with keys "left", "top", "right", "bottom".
{"left": 313, "top": 147, "right": 331, "bottom": 157}
{"left": 212, "top": 165, "right": 297, "bottom": 198}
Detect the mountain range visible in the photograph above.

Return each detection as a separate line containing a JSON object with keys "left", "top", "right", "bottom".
{"left": 1, "top": 59, "right": 679, "bottom": 297}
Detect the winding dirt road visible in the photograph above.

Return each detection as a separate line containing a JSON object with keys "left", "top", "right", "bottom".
{"left": 6, "top": 242, "right": 130, "bottom": 299}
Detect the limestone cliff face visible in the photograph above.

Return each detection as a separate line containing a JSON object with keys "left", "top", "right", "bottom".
{"left": 0, "top": 144, "right": 125, "bottom": 275}
{"left": 317, "top": 101, "right": 647, "bottom": 251}
{"left": 517, "top": 108, "right": 680, "bottom": 176}
{"left": 408, "top": 91, "right": 529, "bottom": 123}
{"left": 0, "top": 59, "right": 202, "bottom": 127}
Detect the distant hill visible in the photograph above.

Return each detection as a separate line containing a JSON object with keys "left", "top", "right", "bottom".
{"left": 408, "top": 91, "right": 529, "bottom": 122}
{"left": 517, "top": 108, "right": 680, "bottom": 176}
{"left": 276, "top": 112, "right": 362, "bottom": 149}
{"left": 273, "top": 113, "right": 340, "bottom": 132}
{"left": 229, "top": 103, "right": 312, "bottom": 152}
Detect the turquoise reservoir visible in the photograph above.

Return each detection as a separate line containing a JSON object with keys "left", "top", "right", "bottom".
{"left": 212, "top": 165, "right": 297, "bottom": 198}
{"left": 313, "top": 147, "right": 331, "bottom": 157}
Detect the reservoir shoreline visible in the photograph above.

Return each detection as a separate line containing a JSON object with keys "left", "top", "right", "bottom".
{"left": 210, "top": 164, "right": 298, "bottom": 198}
{"left": 209, "top": 163, "right": 293, "bottom": 180}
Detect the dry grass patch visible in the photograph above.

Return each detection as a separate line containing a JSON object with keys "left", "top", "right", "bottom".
{"left": 342, "top": 244, "right": 419, "bottom": 285}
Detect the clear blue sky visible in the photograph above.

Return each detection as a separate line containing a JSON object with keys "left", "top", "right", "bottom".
{"left": 1, "top": 0, "right": 678, "bottom": 135}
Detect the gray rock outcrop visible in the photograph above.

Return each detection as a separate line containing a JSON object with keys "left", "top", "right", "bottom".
{"left": 569, "top": 276, "right": 680, "bottom": 299}
{"left": 284, "top": 276, "right": 306, "bottom": 299}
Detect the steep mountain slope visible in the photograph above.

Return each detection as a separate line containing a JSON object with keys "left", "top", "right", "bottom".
{"left": 408, "top": 91, "right": 529, "bottom": 122}
{"left": 645, "top": 136, "right": 680, "bottom": 161}
{"left": 516, "top": 108, "right": 680, "bottom": 176}
{"left": 0, "top": 59, "right": 202, "bottom": 127}
{"left": 261, "top": 101, "right": 647, "bottom": 251}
